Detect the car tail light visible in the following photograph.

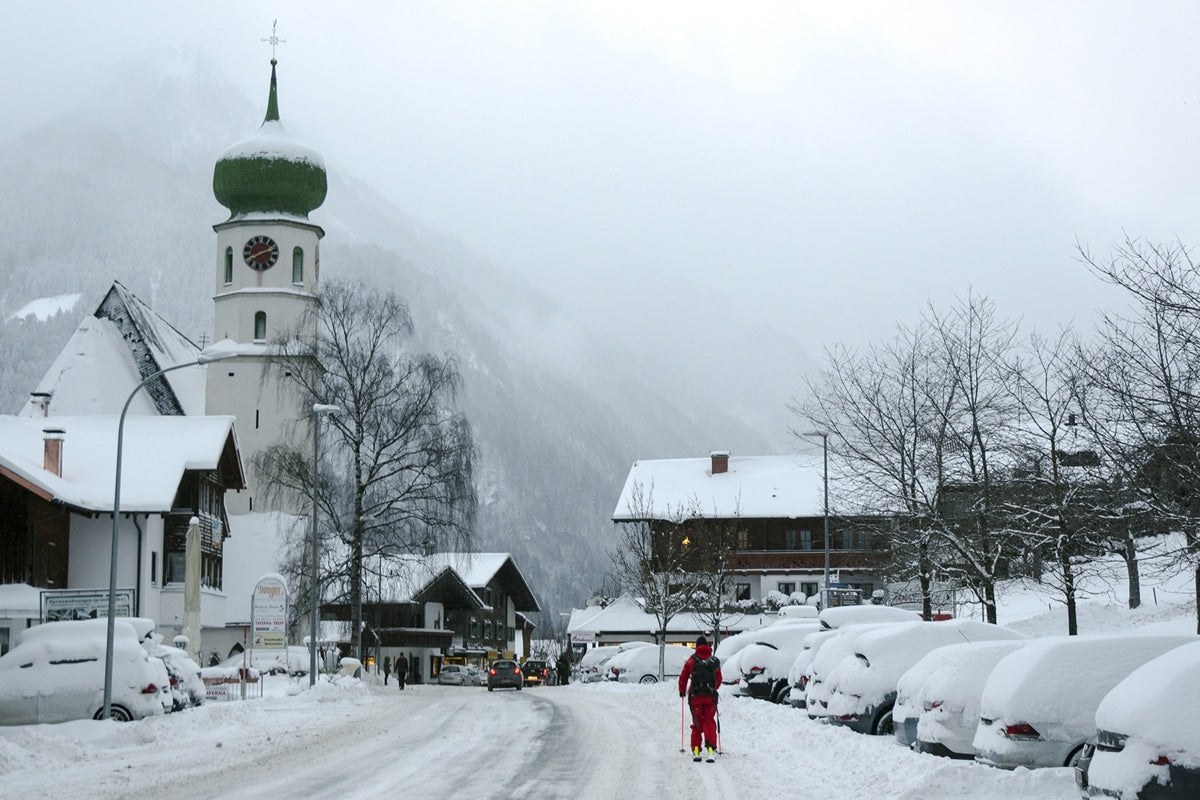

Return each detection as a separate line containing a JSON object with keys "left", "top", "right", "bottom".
{"left": 1003, "top": 723, "right": 1042, "bottom": 740}
{"left": 1150, "top": 755, "right": 1171, "bottom": 766}
{"left": 489, "top": 668, "right": 496, "bottom": 675}
{"left": 835, "top": 714, "right": 859, "bottom": 722}
{"left": 930, "top": 700, "right": 942, "bottom": 710}
{"left": 141, "top": 683, "right": 160, "bottom": 695}
{"left": 1096, "top": 730, "right": 1128, "bottom": 751}
{"left": 513, "top": 667, "right": 521, "bottom": 675}
{"left": 798, "top": 675, "right": 808, "bottom": 690}
{"left": 748, "top": 666, "right": 764, "bottom": 675}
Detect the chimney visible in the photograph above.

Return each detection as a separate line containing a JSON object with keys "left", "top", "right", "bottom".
{"left": 30, "top": 392, "right": 52, "bottom": 417}
{"left": 710, "top": 450, "right": 730, "bottom": 475}
{"left": 422, "top": 539, "right": 436, "bottom": 557}
{"left": 43, "top": 428, "right": 65, "bottom": 477}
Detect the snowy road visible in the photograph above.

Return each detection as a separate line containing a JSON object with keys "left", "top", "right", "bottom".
{"left": 0, "top": 679, "right": 1079, "bottom": 800}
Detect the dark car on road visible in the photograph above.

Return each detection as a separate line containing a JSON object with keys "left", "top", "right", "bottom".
{"left": 522, "top": 659, "right": 551, "bottom": 687}
{"left": 488, "top": 659, "right": 523, "bottom": 691}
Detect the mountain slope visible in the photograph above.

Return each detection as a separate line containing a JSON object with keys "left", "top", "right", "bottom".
{"left": 0, "top": 54, "right": 799, "bottom": 619}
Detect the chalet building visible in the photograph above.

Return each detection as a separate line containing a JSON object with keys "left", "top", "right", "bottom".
{"left": 322, "top": 552, "right": 540, "bottom": 682}
{"left": 612, "top": 451, "right": 888, "bottom": 606}
{"left": 0, "top": 413, "right": 244, "bottom": 655}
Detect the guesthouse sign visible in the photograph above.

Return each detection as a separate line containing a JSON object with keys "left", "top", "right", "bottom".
{"left": 251, "top": 574, "right": 289, "bottom": 650}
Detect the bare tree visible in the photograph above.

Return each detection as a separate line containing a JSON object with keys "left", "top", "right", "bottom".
{"left": 686, "top": 505, "right": 748, "bottom": 649}
{"left": 1078, "top": 237, "right": 1200, "bottom": 633}
{"left": 611, "top": 482, "right": 704, "bottom": 680}
{"left": 256, "top": 279, "right": 478, "bottom": 658}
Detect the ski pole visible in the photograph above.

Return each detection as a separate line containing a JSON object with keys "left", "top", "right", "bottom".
{"left": 680, "top": 693, "right": 687, "bottom": 752}
{"left": 715, "top": 701, "right": 722, "bottom": 755}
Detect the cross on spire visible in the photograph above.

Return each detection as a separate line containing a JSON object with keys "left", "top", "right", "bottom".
{"left": 262, "top": 19, "right": 286, "bottom": 63}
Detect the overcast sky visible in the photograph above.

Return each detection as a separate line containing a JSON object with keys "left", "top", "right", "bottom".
{"left": 6, "top": 1, "right": 1200, "bottom": 372}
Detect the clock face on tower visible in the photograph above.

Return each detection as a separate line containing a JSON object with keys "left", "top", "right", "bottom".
{"left": 243, "top": 235, "right": 280, "bottom": 271}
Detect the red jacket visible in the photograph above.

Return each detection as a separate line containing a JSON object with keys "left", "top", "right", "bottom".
{"left": 678, "top": 643, "right": 722, "bottom": 696}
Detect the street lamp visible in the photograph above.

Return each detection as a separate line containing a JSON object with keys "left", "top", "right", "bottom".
{"left": 103, "top": 344, "right": 240, "bottom": 719}
{"left": 309, "top": 403, "right": 339, "bottom": 687}
{"left": 802, "top": 431, "right": 830, "bottom": 600}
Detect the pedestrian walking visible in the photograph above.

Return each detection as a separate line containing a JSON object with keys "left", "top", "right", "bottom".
{"left": 383, "top": 656, "right": 391, "bottom": 685}
{"left": 678, "top": 635, "right": 722, "bottom": 762}
{"left": 395, "top": 651, "right": 409, "bottom": 690}
{"left": 556, "top": 648, "right": 571, "bottom": 686}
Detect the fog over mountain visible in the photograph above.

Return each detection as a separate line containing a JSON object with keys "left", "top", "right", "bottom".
{"left": 0, "top": 54, "right": 809, "bottom": 622}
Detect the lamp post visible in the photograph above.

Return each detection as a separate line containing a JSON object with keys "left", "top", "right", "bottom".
{"left": 802, "top": 431, "right": 830, "bottom": 601}
{"left": 309, "top": 403, "right": 339, "bottom": 687}
{"left": 103, "top": 345, "right": 238, "bottom": 720}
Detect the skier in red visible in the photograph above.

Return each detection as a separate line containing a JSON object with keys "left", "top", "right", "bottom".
{"left": 678, "top": 634, "right": 722, "bottom": 762}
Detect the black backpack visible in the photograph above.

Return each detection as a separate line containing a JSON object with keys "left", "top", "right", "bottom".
{"left": 689, "top": 654, "right": 719, "bottom": 695}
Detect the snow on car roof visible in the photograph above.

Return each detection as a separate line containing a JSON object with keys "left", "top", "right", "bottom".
{"left": 980, "top": 634, "right": 1197, "bottom": 730}
{"left": 1095, "top": 639, "right": 1200, "bottom": 757}
{"left": 818, "top": 605, "right": 922, "bottom": 629}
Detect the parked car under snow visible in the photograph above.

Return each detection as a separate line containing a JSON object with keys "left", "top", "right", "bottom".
{"left": 974, "top": 634, "right": 1195, "bottom": 770}
{"left": 908, "top": 640, "right": 1028, "bottom": 757}
{"left": 1077, "top": 639, "right": 1200, "bottom": 799}
{"left": 0, "top": 619, "right": 167, "bottom": 725}
{"left": 735, "top": 621, "right": 819, "bottom": 702}
{"left": 608, "top": 644, "right": 693, "bottom": 684}
{"left": 826, "top": 619, "right": 1026, "bottom": 736}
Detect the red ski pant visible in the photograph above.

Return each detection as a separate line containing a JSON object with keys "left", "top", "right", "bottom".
{"left": 688, "top": 693, "right": 718, "bottom": 750}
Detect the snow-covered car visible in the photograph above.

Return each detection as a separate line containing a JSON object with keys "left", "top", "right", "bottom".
{"left": 735, "top": 621, "right": 819, "bottom": 702}
{"left": 577, "top": 641, "right": 652, "bottom": 683}
{"left": 827, "top": 619, "right": 1026, "bottom": 736}
{"left": 974, "top": 634, "right": 1195, "bottom": 770}
{"left": 0, "top": 619, "right": 167, "bottom": 724}
{"left": 608, "top": 644, "right": 693, "bottom": 684}
{"left": 817, "top": 605, "right": 922, "bottom": 630}
{"left": 437, "top": 664, "right": 472, "bottom": 685}
{"left": 153, "top": 645, "right": 205, "bottom": 709}
{"left": 787, "top": 629, "right": 838, "bottom": 708}
{"left": 721, "top": 649, "right": 747, "bottom": 695}
{"left": 805, "top": 622, "right": 899, "bottom": 721}
{"left": 1077, "top": 639, "right": 1200, "bottom": 799}
{"left": 907, "top": 640, "right": 1027, "bottom": 756}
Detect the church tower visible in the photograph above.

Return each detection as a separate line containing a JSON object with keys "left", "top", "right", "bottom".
{"left": 206, "top": 57, "right": 327, "bottom": 515}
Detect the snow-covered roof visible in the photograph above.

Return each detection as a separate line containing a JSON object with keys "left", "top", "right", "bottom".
{"left": 0, "top": 414, "right": 242, "bottom": 512}
{"left": 18, "top": 282, "right": 204, "bottom": 417}
{"left": 612, "top": 453, "right": 824, "bottom": 521}
{"left": 0, "top": 583, "right": 42, "bottom": 616}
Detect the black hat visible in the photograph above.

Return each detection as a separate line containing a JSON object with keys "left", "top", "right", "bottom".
{"left": 696, "top": 635, "right": 708, "bottom": 646}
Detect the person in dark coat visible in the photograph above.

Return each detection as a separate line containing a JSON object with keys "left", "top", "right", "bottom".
{"left": 678, "top": 635, "right": 722, "bottom": 761}
{"left": 395, "top": 652, "right": 409, "bottom": 690}
{"left": 556, "top": 648, "right": 571, "bottom": 685}
{"left": 383, "top": 656, "right": 391, "bottom": 685}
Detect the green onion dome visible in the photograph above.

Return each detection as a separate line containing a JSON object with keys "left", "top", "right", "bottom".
{"left": 213, "top": 60, "right": 327, "bottom": 220}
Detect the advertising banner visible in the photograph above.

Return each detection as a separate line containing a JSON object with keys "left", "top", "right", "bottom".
{"left": 251, "top": 575, "right": 288, "bottom": 650}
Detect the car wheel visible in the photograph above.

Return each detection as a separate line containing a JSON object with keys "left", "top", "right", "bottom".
{"left": 517, "top": 684, "right": 522, "bottom": 691}
{"left": 639, "top": 675, "right": 658, "bottom": 684}
{"left": 1065, "top": 744, "right": 1085, "bottom": 768}
{"left": 95, "top": 705, "right": 134, "bottom": 722}
{"left": 873, "top": 706, "right": 894, "bottom": 736}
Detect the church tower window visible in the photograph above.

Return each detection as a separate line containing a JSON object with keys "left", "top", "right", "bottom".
{"left": 292, "top": 247, "right": 304, "bottom": 284}
{"left": 224, "top": 247, "right": 233, "bottom": 284}
{"left": 254, "top": 311, "right": 267, "bottom": 341}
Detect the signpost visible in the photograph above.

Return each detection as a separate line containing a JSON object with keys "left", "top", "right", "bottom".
{"left": 250, "top": 574, "right": 289, "bottom": 681}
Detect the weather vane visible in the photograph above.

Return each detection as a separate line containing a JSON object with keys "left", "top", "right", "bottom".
{"left": 263, "top": 19, "right": 286, "bottom": 63}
